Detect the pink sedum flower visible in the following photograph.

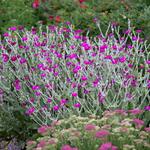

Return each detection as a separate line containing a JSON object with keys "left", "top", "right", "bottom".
{"left": 133, "top": 118, "right": 144, "bottom": 128}
{"left": 61, "top": 145, "right": 72, "bottom": 150}
{"left": 61, "top": 145, "right": 78, "bottom": 150}
{"left": 98, "top": 142, "right": 118, "bottom": 150}
{"left": 38, "top": 126, "right": 48, "bottom": 134}
{"left": 95, "top": 130, "right": 110, "bottom": 138}
{"left": 128, "top": 108, "right": 143, "bottom": 115}
{"left": 84, "top": 124, "right": 96, "bottom": 131}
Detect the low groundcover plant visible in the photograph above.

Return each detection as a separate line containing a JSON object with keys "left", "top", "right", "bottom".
{"left": 0, "top": 22, "right": 150, "bottom": 125}
{"left": 26, "top": 109, "right": 150, "bottom": 150}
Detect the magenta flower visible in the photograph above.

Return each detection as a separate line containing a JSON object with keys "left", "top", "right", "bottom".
{"left": 3, "top": 32, "right": 9, "bottom": 37}
{"left": 32, "top": 85, "right": 40, "bottom": 90}
{"left": 119, "top": 56, "right": 126, "bottom": 63}
{"left": 21, "top": 36, "right": 28, "bottom": 41}
{"left": 60, "top": 99, "right": 68, "bottom": 105}
{"left": 84, "top": 59, "right": 94, "bottom": 65}
{"left": 72, "top": 92, "right": 78, "bottom": 97}
{"left": 124, "top": 29, "right": 131, "bottom": 34}
{"left": 93, "top": 78, "right": 99, "bottom": 87}
{"left": 11, "top": 56, "right": 18, "bottom": 61}
{"left": 112, "top": 45, "right": 117, "bottom": 50}
{"left": 73, "top": 102, "right": 81, "bottom": 108}
{"left": 136, "top": 29, "right": 142, "bottom": 33}
{"left": 69, "top": 53, "right": 78, "bottom": 59}
{"left": 146, "top": 60, "right": 150, "bottom": 65}
{"left": 47, "top": 98, "right": 52, "bottom": 103}
{"left": 98, "top": 142, "right": 118, "bottom": 150}
{"left": 26, "top": 107, "right": 35, "bottom": 115}
{"left": 71, "top": 83, "right": 77, "bottom": 88}
{"left": 35, "top": 91, "right": 41, "bottom": 96}
{"left": 81, "top": 42, "right": 91, "bottom": 51}
{"left": 144, "top": 105, "right": 150, "bottom": 111}
{"left": 104, "top": 55, "right": 112, "bottom": 60}
{"left": 9, "top": 26, "right": 17, "bottom": 31}
{"left": 73, "top": 65, "right": 81, "bottom": 73}
{"left": 111, "top": 58, "right": 118, "bottom": 64}
{"left": 2, "top": 54, "right": 9, "bottom": 62}
{"left": 53, "top": 105, "right": 59, "bottom": 111}
{"left": 40, "top": 73, "right": 46, "bottom": 78}
{"left": 95, "top": 130, "right": 110, "bottom": 138}
{"left": 19, "top": 58, "right": 27, "bottom": 64}
{"left": 99, "top": 45, "right": 108, "bottom": 53}
{"left": 132, "top": 36, "right": 138, "bottom": 41}
{"left": 81, "top": 75, "right": 87, "bottom": 81}
{"left": 13, "top": 79, "right": 21, "bottom": 91}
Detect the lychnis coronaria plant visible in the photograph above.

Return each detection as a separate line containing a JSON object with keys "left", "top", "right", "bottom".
{"left": 0, "top": 22, "right": 149, "bottom": 125}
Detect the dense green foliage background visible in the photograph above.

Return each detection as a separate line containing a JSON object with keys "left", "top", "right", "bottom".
{"left": 0, "top": 0, "right": 150, "bottom": 40}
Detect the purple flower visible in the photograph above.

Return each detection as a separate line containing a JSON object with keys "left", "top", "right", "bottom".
{"left": 68, "top": 53, "right": 78, "bottom": 59}
{"left": 60, "top": 99, "right": 68, "bottom": 105}
{"left": 81, "top": 75, "right": 87, "bottom": 81}
{"left": 3, "top": 32, "right": 9, "bottom": 37}
{"left": 11, "top": 56, "right": 18, "bottom": 61}
{"left": 73, "top": 65, "right": 81, "bottom": 73}
{"left": 13, "top": 79, "right": 21, "bottom": 91}
{"left": 144, "top": 105, "right": 150, "bottom": 111}
{"left": 26, "top": 107, "right": 35, "bottom": 115}
{"left": 81, "top": 42, "right": 91, "bottom": 51}
{"left": 9, "top": 26, "right": 17, "bottom": 31}
{"left": 2, "top": 54, "right": 9, "bottom": 62}
{"left": 73, "top": 102, "right": 81, "bottom": 108}
{"left": 35, "top": 91, "right": 41, "bottom": 96}
{"left": 19, "top": 58, "right": 27, "bottom": 64}
{"left": 99, "top": 45, "right": 108, "bottom": 53}
{"left": 53, "top": 105, "right": 59, "bottom": 111}
{"left": 72, "top": 92, "right": 78, "bottom": 97}
{"left": 47, "top": 98, "right": 52, "bottom": 103}
{"left": 32, "top": 85, "right": 40, "bottom": 90}
{"left": 136, "top": 29, "right": 142, "bottom": 33}
{"left": 21, "top": 36, "right": 28, "bottom": 41}
{"left": 119, "top": 56, "right": 126, "bottom": 63}
{"left": 146, "top": 60, "right": 150, "bottom": 65}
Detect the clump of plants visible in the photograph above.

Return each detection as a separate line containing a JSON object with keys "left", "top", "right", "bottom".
{"left": 26, "top": 109, "right": 150, "bottom": 150}
{"left": 0, "top": 22, "right": 150, "bottom": 125}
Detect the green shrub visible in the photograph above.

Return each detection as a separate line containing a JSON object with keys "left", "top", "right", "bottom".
{"left": 0, "top": 99, "right": 38, "bottom": 149}
{"left": 0, "top": 0, "right": 39, "bottom": 33}
{"left": 37, "top": 0, "right": 150, "bottom": 41}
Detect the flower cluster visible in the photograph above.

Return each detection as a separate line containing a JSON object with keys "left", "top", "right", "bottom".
{"left": 26, "top": 109, "right": 150, "bottom": 150}
{"left": 0, "top": 23, "right": 149, "bottom": 124}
